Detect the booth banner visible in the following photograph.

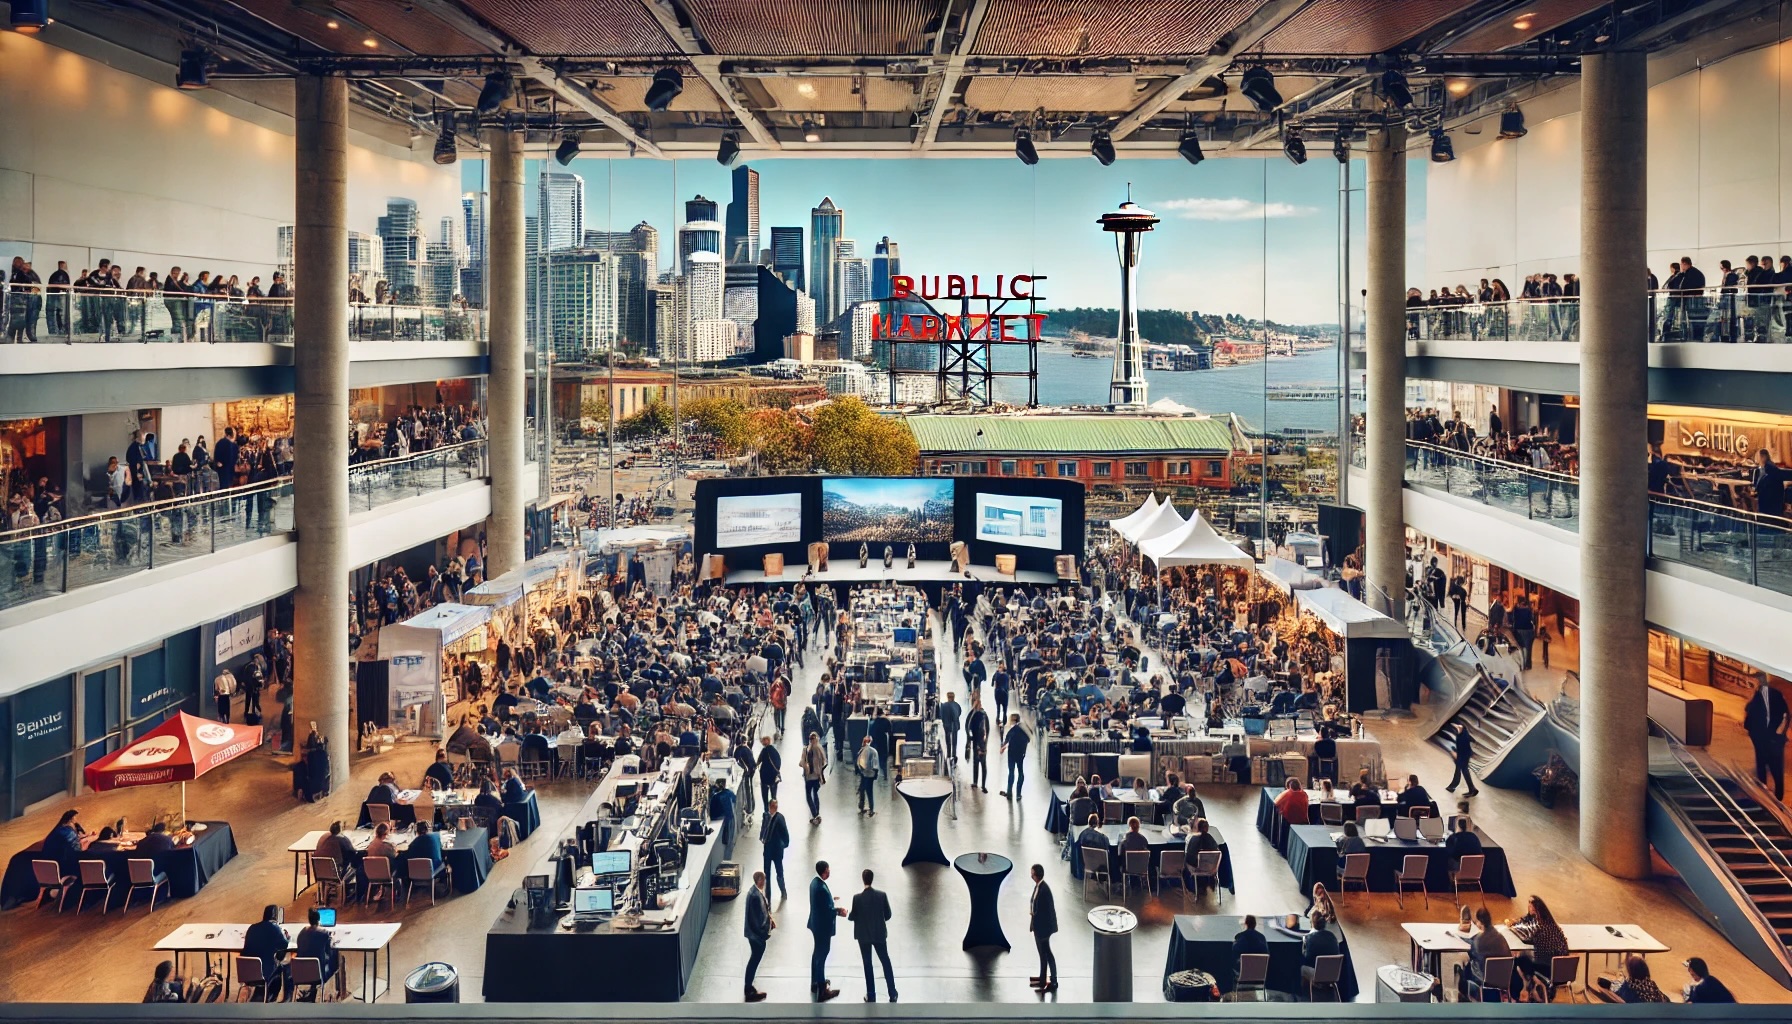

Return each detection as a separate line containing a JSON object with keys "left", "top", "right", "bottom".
{"left": 12, "top": 676, "right": 74, "bottom": 772}
{"left": 642, "top": 550, "right": 677, "bottom": 597}
{"left": 388, "top": 648, "right": 439, "bottom": 738}
{"left": 213, "top": 609, "right": 264, "bottom": 664}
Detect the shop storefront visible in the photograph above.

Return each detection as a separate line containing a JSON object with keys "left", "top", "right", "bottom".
{"left": 1648, "top": 628, "right": 1788, "bottom": 699}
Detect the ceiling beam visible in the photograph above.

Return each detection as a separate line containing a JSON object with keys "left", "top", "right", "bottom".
{"left": 406, "top": 0, "right": 664, "bottom": 157}
{"left": 1110, "top": 0, "right": 1313, "bottom": 140}
{"left": 1235, "top": 73, "right": 1372, "bottom": 148}
{"left": 637, "top": 0, "right": 780, "bottom": 149}
{"left": 913, "top": 0, "right": 990, "bottom": 151}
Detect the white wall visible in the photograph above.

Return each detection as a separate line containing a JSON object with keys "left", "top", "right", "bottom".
{"left": 1426, "top": 38, "right": 1792, "bottom": 286}
{"left": 0, "top": 33, "right": 460, "bottom": 285}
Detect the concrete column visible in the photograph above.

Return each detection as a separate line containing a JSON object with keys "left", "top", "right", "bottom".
{"left": 485, "top": 127, "right": 527, "bottom": 577}
{"left": 1578, "top": 50, "right": 1651, "bottom": 878}
{"left": 1364, "top": 123, "right": 1407, "bottom": 622}
{"left": 292, "top": 74, "right": 350, "bottom": 787}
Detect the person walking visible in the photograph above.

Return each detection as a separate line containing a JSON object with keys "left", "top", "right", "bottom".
{"left": 758, "top": 735, "right": 781, "bottom": 812}
{"left": 854, "top": 735, "right": 880, "bottom": 817}
{"left": 213, "top": 666, "right": 235, "bottom": 723}
{"left": 939, "top": 691, "right": 962, "bottom": 765}
{"left": 743, "top": 870, "right": 774, "bottom": 1002}
{"left": 1446, "top": 721, "right": 1481, "bottom": 796}
{"left": 807, "top": 861, "right": 845, "bottom": 1001}
{"left": 999, "top": 712, "right": 1031, "bottom": 800}
{"left": 1745, "top": 678, "right": 1789, "bottom": 800}
{"left": 801, "top": 732, "right": 828, "bottom": 824}
{"left": 966, "top": 695, "right": 990, "bottom": 792}
{"left": 848, "top": 868, "right": 896, "bottom": 1002}
{"left": 1028, "top": 863, "right": 1058, "bottom": 992}
{"left": 760, "top": 799, "right": 790, "bottom": 900}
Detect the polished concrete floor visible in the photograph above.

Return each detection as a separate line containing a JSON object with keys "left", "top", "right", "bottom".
{"left": 0, "top": 607, "right": 1785, "bottom": 1004}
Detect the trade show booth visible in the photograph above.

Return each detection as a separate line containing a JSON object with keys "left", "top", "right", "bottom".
{"left": 1292, "top": 586, "right": 1414, "bottom": 713}
{"left": 378, "top": 602, "right": 493, "bottom": 738}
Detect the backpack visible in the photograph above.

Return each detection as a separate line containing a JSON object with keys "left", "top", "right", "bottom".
{"left": 186, "top": 972, "right": 226, "bottom": 1003}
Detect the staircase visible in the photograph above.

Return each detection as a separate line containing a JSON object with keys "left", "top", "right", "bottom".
{"left": 1406, "top": 588, "right": 1552, "bottom": 789}
{"left": 1429, "top": 676, "right": 1544, "bottom": 769}
{"left": 1649, "top": 738, "right": 1792, "bottom": 989}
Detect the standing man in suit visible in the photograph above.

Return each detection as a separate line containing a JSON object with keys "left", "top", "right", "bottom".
{"left": 743, "top": 870, "right": 774, "bottom": 1002}
{"left": 848, "top": 868, "right": 896, "bottom": 1002}
{"left": 807, "top": 860, "right": 845, "bottom": 1001}
{"left": 1028, "top": 863, "right": 1059, "bottom": 992}
{"left": 1446, "top": 721, "right": 1480, "bottom": 796}
{"left": 760, "top": 799, "right": 791, "bottom": 899}
{"left": 1745, "top": 679, "right": 1790, "bottom": 799}
{"left": 868, "top": 707, "right": 893, "bottom": 780}
{"left": 939, "top": 692, "right": 962, "bottom": 765}
{"left": 966, "top": 695, "right": 991, "bottom": 793}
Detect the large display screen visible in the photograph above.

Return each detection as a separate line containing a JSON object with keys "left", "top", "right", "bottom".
{"left": 822, "top": 477, "right": 954, "bottom": 544}
{"left": 714, "top": 492, "right": 803, "bottom": 548}
{"left": 974, "top": 493, "right": 1063, "bottom": 550}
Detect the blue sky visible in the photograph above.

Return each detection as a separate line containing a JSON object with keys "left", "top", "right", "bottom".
{"left": 823, "top": 476, "right": 954, "bottom": 508}
{"left": 465, "top": 156, "right": 1427, "bottom": 324}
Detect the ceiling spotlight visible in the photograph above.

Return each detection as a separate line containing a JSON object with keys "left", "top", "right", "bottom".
{"left": 1513, "top": 12, "right": 1536, "bottom": 30}
{"left": 1498, "top": 106, "right": 1527, "bottom": 140}
{"left": 554, "top": 132, "right": 581, "bottom": 166}
{"left": 176, "top": 50, "right": 210, "bottom": 90}
{"left": 1332, "top": 131, "right": 1350, "bottom": 164}
{"left": 10, "top": 0, "right": 49, "bottom": 32}
{"left": 1239, "top": 65, "right": 1282, "bottom": 113}
{"left": 1430, "top": 128, "right": 1455, "bottom": 163}
{"left": 1090, "top": 129, "right": 1116, "bottom": 166}
{"left": 325, "top": 19, "right": 340, "bottom": 28}
{"left": 433, "top": 119, "right": 457, "bottom": 165}
{"left": 1380, "top": 68, "right": 1413, "bottom": 110}
{"left": 476, "top": 69, "right": 511, "bottom": 115}
{"left": 1014, "top": 127, "right": 1039, "bottom": 165}
{"left": 1283, "top": 129, "right": 1307, "bottom": 165}
{"left": 801, "top": 119, "right": 821, "bottom": 143}
{"left": 1447, "top": 79, "right": 1470, "bottom": 95}
{"left": 1177, "top": 129, "right": 1205, "bottom": 166}
{"left": 644, "top": 67, "right": 684, "bottom": 112}
{"left": 716, "top": 130, "right": 741, "bottom": 166}
{"left": 361, "top": 37, "right": 378, "bottom": 48}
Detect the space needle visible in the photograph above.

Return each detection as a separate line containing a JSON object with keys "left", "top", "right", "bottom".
{"left": 1098, "top": 190, "right": 1159, "bottom": 408}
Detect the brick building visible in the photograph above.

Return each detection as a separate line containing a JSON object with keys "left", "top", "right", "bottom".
{"left": 905, "top": 413, "right": 1247, "bottom": 490}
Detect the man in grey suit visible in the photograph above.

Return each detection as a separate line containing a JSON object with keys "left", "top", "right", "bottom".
{"left": 743, "top": 870, "right": 774, "bottom": 1002}
{"left": 938, "top": 692, "right": 962, "bottom": 764}
{"left": 760, "top": 799, "right": 790, "bottom": 899}
{"left": 1028, "top": 862, "right": 1059, "bottom": 992}
{"left": 848, "top": 868, "right": 897, "bottom": 1002}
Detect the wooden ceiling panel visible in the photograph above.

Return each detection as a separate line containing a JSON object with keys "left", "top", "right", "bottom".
{"left": 971, "top": 0, "right": 1262, "bottom": 57}
{"left": 1261, "top": 0, "right": 1473, "bottom": 55}
{"left": 1445, "top": 0, "right": 1607, "bottom": 53}
{"left": 682, "top": 0, "right": 948, "bottom": 56}
{"left": 456, "top": 0, "right": 681, "bottom": 55}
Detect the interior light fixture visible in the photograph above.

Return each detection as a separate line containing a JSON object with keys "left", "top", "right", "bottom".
{"left": 1283, "top": 129, "right": 1307, "bottom": 165}
{"left": 554, "top": 132, "right": 581, "bottom": 166}
{"left": 176, "top": 50, "right": 211, "bottom": 90}
{"left": 433, "top": 119, "right": 458, "bottom": 165}
{"left": 801, "top": 119, "right": 821, "bottom": 143}
{"left": 1089, "top": 129, "right": 1116, "bottom": 166}
{"left": 476, "top": 69, "right": 511, "bottom": 115}
{"left": 325, "top": 19, "right": 340, "bottom": 29}
{"left": 10, "top": 0, "right": 49, "bottom": 32}
{"left": 1332, "top": 130, "right": 1350, "bottom": 165}
{"left": 1447, "top": 79, "right": 1470, "bottom": 95}
{"left": 644, "top": 67, "right": 684, "bottom": 112}
{"left": 1498, "top": 106, "right": 1527, "bottom": 140}
{"left": 1430, "top": 128, "right": 1455, "bottom": 163}
{"left": 1239, "top": 66, "right": 1283, "bottom": 113}
{"left": 361, "top": 37, "right": 378, "bottom": 48}
{"left": 1380, "top": 68, "right": 1413, "bottom": 110}
{"left": 1013, "top": 127, "right": 1039, "bottom": 165}
{"left": 716, "top": 130, "right": 741, "bottom": 166}
{"left": 1513, "top": 12, "right": 1536, "bottom": 30}
{"left": 1177, "top": 129, "right": 1205, "bottom": 166}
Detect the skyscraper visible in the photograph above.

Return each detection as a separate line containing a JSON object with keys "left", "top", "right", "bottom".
{"left": 810, "top": 197, "right": 842, "bottom": 322}
{"left": 376, "top": 197, "right": 424, "bottom": 296}
{"left": 724, "top": 165, "right": 761, "bottom": 267}
{"left": 686, "top": 194, "right": 718, "bottom": 223}
{"left": 582, "top": 224, "right": 655, "bottom": 350}
{"left": 872, "top": 236, "right": 900, "bottom": 301}
{"left": 770, "top": 226, "right": 804, "bottom": 291}
{"left": 544, "top": 249, "right": 619, "bottom": 361}
{"left": 423, "top": 214, "right": 468, "bottom": 305}
{"left": 754, "top": 265, "right": 798, "bottom": 364}
{"left": 275, "top": 226, "right": 382, "bottom": 288}
{"left": 537, "top": 171, "right": 585, "bottom": 252}
{"left": 833, "top": 239, "right": 869, "bottom": 310}
{"left": 676, "top": 251, "right": 724, "bottom": 355}
{"left": 647, "top": 282, "right": 674, "bottom": 357}
{"left": 462, "top": 192, "right": 486, "bottom": 265}
{"left": 678, "top": 218, "right": 722, "bottom": 275}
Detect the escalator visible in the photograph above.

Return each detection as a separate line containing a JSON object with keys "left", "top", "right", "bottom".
{"left": 1648, "top": 736, "right": 1792, "bottom": 989}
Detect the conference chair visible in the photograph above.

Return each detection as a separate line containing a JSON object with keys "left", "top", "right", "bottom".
{"left": 1228, "top": 953, "right": 1270, "bottom": 1002}
{"left": 1409, "top": 805, "right": 1432, "bottom": 819}
{"left": 1102, "top": 800, "right": 1125, "bottom": 824}
{"left": 361, "top": 856, "right": 395, "bottom": 911}
{"left": 1079, "top": 846, "right": 1113, "bottom": 901}
{"left": 1541, "top": 955, "right": 1585, "bottom": 1003}
{"left": 289, "top": 957, "right": 333, "bottom": 1003}
{"left": 234, "top": 956, "right": 277, "bottom": 1003}
{"left": 1355, "top": 804, "right": 1380, "bottom": 825}
{"left": 405, "top": 856, "right": 450, "bottom": 906}
{"left": 366, "top": 802, "right": 392, "bottom": 826}
{"left": 75, "top": 860, "right": 113, "bottom": 914}
{"left": 1191, "top": 850, "right": 1224, "bottom": 905}
{"left": 32, "top": 859, "right": 75, "bottom": 912}
{"left": 519, "top": 750, "right": 550, "bottom": 783}
{"left": 1338, "top": 853, "right": 1372, "bottom": 898}
{"left": 125, "top": 858, "right": 171, "bottom": 913}
{"left": 1304, "top": 954, "right": 1346, "bottom": 1002}
{"left": 1451, "top": 854, "right": 1487, "bottom": 908}
{"left": 310, "top": 855, "right": 352, "bottom": 906}
{"left": 1395, "top": 853, "right": 1430, "bottom": 909}
{"left": 1318, "top": 802, "right": 1344, "bottom": 826}
{"left": 1122, "top": 849, "right": 1152, "bottom": 899}
{"left": 1157, "top": 849, "right": 1189, "bottom": 905}
{"left": 1066, "top": 797, "right": 1095, "bottom": 834}
{"left": 1467, "top": 956, "right": 1516, "bottom": 1003}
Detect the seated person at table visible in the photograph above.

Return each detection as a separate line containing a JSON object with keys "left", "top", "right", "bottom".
{"left": 1301, "top": 912, "right": 1342, "bottom": 978}
{"left": 142, "top": 960, "right": 184, "bottom": 1003}
{"left": 423, "top": 750, "right": 455, "bottom": 792}
{"left": 1682, "top": 957, "right": 1736, "bottom": 1003}
{"left": 1348, "top": 769, "right": 1377, "bottom": 804}
{"left": 1087, "top": 775, "right": 1110, "bottom": 801}
{"left": 1317, "top": 779, "right": 1338, "bottom": 802}
{"left": 474, "top": 779, "right": 504, "bottom": 815}
{"left": 1444, "top": 817, "right": 1483, "bottom": 864}
{"left": 294, "top": 906, "right": 346, "bottom": 1000}
{"left": 1457, "top": 907, "right": 1517, "bottom": 1001}
{"left": 41, "top": 809, "right": 85, "bottom": 874}
{"left": 1505, "top": 895, "right": 1568, "bottom": 988}
{"left": 1076, "top": 814, "right": 1111, "bottom": 856}
{"left": 1295, "top": 687, "right": 1322, "bottom": 714}
{"left": 241, "top": 904, "right": 290, "bottom": 1001}
{"left": 407, "top": 821, "right": 445, "bottom": 872}
{"left": 1069, "top": 778, "right": 1090, "bottom": 802}
{"left": 1183, "top": 818, "right": 1221, "bottom": 893}
{"left": 444, "top": 716, "right": 484, "bottom": 759}
{"left": 1396, "top": 774, "right": 1432, "bottom": 813}
{"left": 1610, "top": 956, "right": 1669, "bottom": 1004}
{"left": 1270, "top": 687, "right": 1299, "bottom": 716}
{"left": 364, "top": 822, "right": 398, "bottom": 865}
{"left": 1232, "top": 914, "right": 1269, "bottom": 958}
{"left": 477, "top": 704, "right": 500, "bottom": 735}
{"left": 1156, "top": 772, "right": 1182, "bottom": 816}
{"left": 611, "top": 724, "right": 636, "bottom": 758}
{"left": 501, "top": 768, "right": 528, "bottom": 804}
{"left": 1119, "top": 817, "right": 1151, "bottom": 854}
{"left": 492, "top": 689, "right": 520, "bottom": 716}
{"left": 520, "top": 725, "right": 551, "bottom": 764}
{"left": 1171, "top": 784, "right": 1206, "bottom": 826}
{"left": 1128, "top": 775, "right": 1150, "bottom": 797}
{"left": 573, "top": 694, "right": 598, "bottom": 725}
{"left": 138, "top": 821, "right": 177, "bottom": 853}
{"left": 1337, "top": 821, "right": 1368, "bottom": 859}
{"left": 1447, "top": 798, "right": 1473, "bottom": 833}
{"left": 365, "top": 771, "right": 401, "bottom": 807}
{"left": 314, "top": 821, "right": 359, "bottom": 894}
{"left": 524, "top": 674, "right": 552, "bottom": 701}
{"left": 1275, "top": 777, "right": 1310, "bottom": 827}
{"left": 495, "top": 727, "right": 522, "bottom": 765}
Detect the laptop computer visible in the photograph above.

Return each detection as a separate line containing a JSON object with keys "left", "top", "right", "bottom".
{"left": 315, "top": 907, "right": 336, "bottom": 927}
{"left": 571, "top": 886, "right": 614, "bottom": 921}
{"left": 1419, "top": 815, "right": 1446, "bottom": 841}
{"left": 1363, "top": 816, "right": 1392, "bottom": 839}
{"left": 1393, "top": 816, "right": 1420, "bottom": 841}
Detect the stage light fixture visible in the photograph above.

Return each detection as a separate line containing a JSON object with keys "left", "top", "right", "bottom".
{"left": 1090, "top": 129, "right": 1116, "bottom": 166}
{"left": 1333, "top": 131, "right": 1349, "bottom": 165}
{"left": 1499, "top": 107, "right": 1527, "bottom": 140}
{"left": 1430, "top": 128, "right": 1455, "bottom": 163}
{"left": 1014, "top": 127, "right": 1039, "bottom": 165}
{"left": 176, "top": 50, "right": 210, "bottom": 89}
{"left": 644, "top": 67, "right": 684, "bottom": 111}
{"left": 476, "top": 70, "right": 511, "bottom": 115}
{"left": 11, "top": 0, "right": 49, "bottom": 32}
{"left": 1283, "top": 129, "right": 1307, "bottom": 165}
{"left": 432, "top": 120, "right": 458, "bottom": 165}
{"left": 716, "top": 130, "right": 741, "bottom": 166}
{"left": 1381, "top": 68, "right": 1414, "bottom": 110}
{"left": 554, "top": 132, "right": 581, "bottom": 166}
{"left": 1177, "top": 130, "right": 1205, "bottom": 166}
{"left": 1239, "top": 66, "right": 1282, "bottom": 113}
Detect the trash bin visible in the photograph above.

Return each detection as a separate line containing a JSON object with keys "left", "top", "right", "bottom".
{"left": 1088, "top": 905, "right": 1137, "bottom": 1002}
{"left": 1375, "top": 964, "right": 1435, "bottom": 1003}
{"left": 405, "top": 962, "right": 460, "bottom": 1003}
{"left": 1163, "top": 968, "right": 1217, "bottom": 1002}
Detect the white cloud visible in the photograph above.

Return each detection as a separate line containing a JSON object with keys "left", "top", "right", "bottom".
{"left": 1155, "top": 197, "right": 1318, "bottom": 221}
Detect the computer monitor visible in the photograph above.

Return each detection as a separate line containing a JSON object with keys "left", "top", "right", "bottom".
{"left": 1393, "top": 816, "right": 1420, "bottom": 841}
{"left": 893, "top": 627, "right": 917, "bottom": 645}
{"left": 316, "top": 907, "right": 336, "bottom": 927}
{"left": 591, "top": 849, "right": 632, "bottom": 877}
{"left": 523, "top": 874, "right": 551, "bottom": 892}
{"left": 572, "top": 886, "right": 613, "bottom": 914}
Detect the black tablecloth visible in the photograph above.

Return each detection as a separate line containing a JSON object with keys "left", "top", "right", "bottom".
{"left": 434, "top": 826, "right": 493, "bottom": 894}
{"left": 1254, "top": 788, "right": 1441, "bottom": 853}
{"left": 504, "top": 790, "right": 542, "bottom": 840}
{"left": 1163, "top": 913, "right": 1360, "bottom": 1000}
{"left": 1283, "top": 823, "right": 1516, "bottom": 897}
{"left": 1046, "top": 785, "right": 1161, "bottom": 833}
{"left": 897, "top": 779, "right": 951, "bottom": 867}
{"left": 954, "top": 852, "right": 1012, "bottom": 951}
{"left": 1068, "top": 824, "right": 1234, "bottom": 892}
{"left": 1044, "top": 738, "right": 1124, "bottom": 782}
{"left": 1, "top": 820, "right": 238, "bottom": 910}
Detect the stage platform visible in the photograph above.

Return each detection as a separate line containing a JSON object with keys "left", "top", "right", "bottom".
{"left": 723, "top": 558, "right": 1059, "bottom": 588}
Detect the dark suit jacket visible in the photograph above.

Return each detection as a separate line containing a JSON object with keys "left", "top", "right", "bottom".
{"left": 1232, "top": 928, "right": 1269, "bottom": 957}
{"left": 807, "top": 875, "right": 836, "bottom": 936}
{"left": 1745, "top": 686, "right": 1790, "bottom": 742}
{"left": 1029, "top": 881, "right": 1057, "bottom": 935}
{"left": 849, "top": 887, "right": 891, "bottom": 942}
{"left": 1302, "top": 927, "right": 1341, "bottom": 966}
{"left": 744, "top": 884, "right": 772, "bottom": 942}
{"left": 760, "top": 812, "right": 790, "bottom": 857}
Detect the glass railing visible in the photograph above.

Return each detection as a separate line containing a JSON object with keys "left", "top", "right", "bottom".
{"left": 1404, "top": 441, "right": 1582, "bottom": 528}
{"left": 0, "top": 440, "right": 486, "bottom": 612}
{"left": 0, "top": 284, "right": 482, "bottom": 346}
{"left": 1398, "top": 288, "right": 1792, "bottom": 344}
{"left": 1405, "top": 299, "right": 1576, "bottom": 343}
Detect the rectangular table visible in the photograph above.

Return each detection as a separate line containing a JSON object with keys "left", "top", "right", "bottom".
{"left": 1402, "top": 921, "right": 1532, "bottom": 979}
{"left": 154, "top": 921, "right": 400, "bottom": 1002}
{"left": 1283, "top": 823, "right": 1517, "bottom": 898}
{"left": 286, "top": 825, "right": 492, "bottom": 901}
{"left": 1, "top": 821, "right": 237, "bottom": 911}
{"left": 1253, "top": 788, "right": 1437, "bottom": 852}
{"left": 1164, "top": 914, "right": 1360, "bottom": 1000}
{"left": 1068, "top": 823, "right": 1234, "bottom": 893}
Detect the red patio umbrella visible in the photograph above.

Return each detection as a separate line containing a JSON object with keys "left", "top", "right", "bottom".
{"left": 83, "top": 711, "right": 263, "bottom": 824}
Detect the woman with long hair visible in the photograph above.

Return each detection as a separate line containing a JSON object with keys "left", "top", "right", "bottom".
{"left": 800, "top": 731, "right": 828, "bottom": 825}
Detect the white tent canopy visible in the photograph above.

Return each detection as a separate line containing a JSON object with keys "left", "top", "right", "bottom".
{"left": 1141, "top": 510, "right": 1256, "bottom": 568}
{"left": 1121, "top": 499, "right": 1186, "bottom": 544}
{"left": 1295, "top": 586, "right": 1409, "bottom": 639}
{"left": 1258, "top": 556, "right": 1327, "bottom": 595}
{"left": 1109, "top": 493, "right": 1160, "bottom": 537}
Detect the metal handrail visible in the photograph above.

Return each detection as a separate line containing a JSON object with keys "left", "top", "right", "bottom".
{"left": 1408, "top": 440, "right": 1582, "bottom": 485}
{"left": 1662, "top": 735, "right": 1792, "bottom": 893}
{"left": 348, "top": 438, "right": 486, "bottom": 475}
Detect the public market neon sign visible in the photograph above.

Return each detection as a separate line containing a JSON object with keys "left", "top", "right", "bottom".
{"left": 877, "top": 273, "right": 1049, "bottom": 342}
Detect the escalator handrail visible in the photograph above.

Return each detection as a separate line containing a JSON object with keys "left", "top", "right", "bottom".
{"left": 1407, "top": 584, "right": 1545, "bottom": 726}
{"left": 1662, "top": 736, "right": 1792, "bottom": 896}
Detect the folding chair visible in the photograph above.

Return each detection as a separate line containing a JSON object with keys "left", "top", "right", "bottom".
{"left": 1191, "top": 850, "right": 1223, "bottom": 905}
{"left": 1079, "top": 846, "right": 1113, "bottom": 901}
{"left": 1451, "top": 854, "right": 1486, "bottom": 907}
{"left": 1122, "top": 849, "right": 1152, "bottom": 899}
{"left": 1228, "top": 953, "right": 1270, "bottom": 1002}
{"left": 1355, "top": 804, "right": 1380, "bottom": 825}
{"left": 1157, "top": 849, "right": 1188, "bottom": 904}
{"left": 1542, "top": 955, "right": 1584, "bottom": 1003}
{"left": 32, "top": 859, "right": 76, "bottom": 912}
{"left": 310, "top": 855, "right": 350, "bottom": 906}
{"left": 1395, "top": 853, "right": 1429, "bottom": 909}
{"left": 125, "top": 858, "right": 171, "bottom": 912}
{"left": 1466, "top": 956, "right": 1516, "bottom": 1003}
{"left": 234, "top": 956, "right": 277, "bottom": 1003}
{"left": 1102, "top": 800, "right": 1125, "bottom": 824}
{"left": 1305, "top": 953, "right": 1346, "bottom": 1001}
{"left": 1319, "top": 802, "right": 1344, "bottom": 825}
{"left": 1338, "top": 853, "right": 1371, "bottom": 897}
{"left": 289, "top": 957, "right": 334, "bottom": 1003}
{"left": 361, "top": 856, "right": 395, "bottom": 911}
{"left": 405, "top": 857, "right": 449, "bottom": 906}
{"left": 75, "top": 860, "right": 113, "bottom": 914}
